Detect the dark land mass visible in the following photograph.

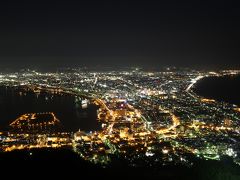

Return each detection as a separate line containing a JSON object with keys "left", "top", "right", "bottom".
{"left": 0, "top": 148, "right": 240, "bottom": 180}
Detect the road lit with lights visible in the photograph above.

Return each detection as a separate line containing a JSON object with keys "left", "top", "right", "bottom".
{"left": 0, "top": 68, "right": 240, "bottom": 167}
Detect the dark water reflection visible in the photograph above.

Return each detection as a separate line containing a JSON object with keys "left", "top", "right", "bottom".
{"left": 193, "top": 75, "right": 240, "bottom": 106}
{"left": 0, "top": 86, "right": 101, "bottom": 132}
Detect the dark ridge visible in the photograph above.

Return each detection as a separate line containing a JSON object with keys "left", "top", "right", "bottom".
{"left": 1, "top": 148, "right": 240, "bottom": 180}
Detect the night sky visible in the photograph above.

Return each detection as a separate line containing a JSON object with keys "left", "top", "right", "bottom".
{"left": 0, "top": 0, "right": 239, "bottom": 70}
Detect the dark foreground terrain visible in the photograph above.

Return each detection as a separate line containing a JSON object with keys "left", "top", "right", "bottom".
{"left": 0, "top": 148, "right": 240, "bottom": 180}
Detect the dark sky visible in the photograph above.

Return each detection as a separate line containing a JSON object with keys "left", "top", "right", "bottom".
{"left": 0, "top": 0, "right": 239, "bottom": 70}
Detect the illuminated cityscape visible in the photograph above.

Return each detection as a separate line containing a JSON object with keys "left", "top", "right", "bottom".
{"left": 1, "top": 0, "right": 240, "bottom": 178}
{"left": 1, "top": 68, "right": 240, "bottom": 170}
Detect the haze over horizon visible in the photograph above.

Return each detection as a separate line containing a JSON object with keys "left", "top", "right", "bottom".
{"left": 0, "top": 0, "right": 239, "bottom": 70}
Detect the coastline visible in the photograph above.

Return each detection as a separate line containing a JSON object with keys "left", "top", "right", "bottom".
{"left": 190, "top": 73, "right": 240, "bottom": 106}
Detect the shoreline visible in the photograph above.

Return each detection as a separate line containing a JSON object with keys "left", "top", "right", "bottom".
{"left": 190, "top": 73, "right": 240, "bottom": 106}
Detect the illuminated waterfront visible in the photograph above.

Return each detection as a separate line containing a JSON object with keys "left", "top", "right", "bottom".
{"left": 0, "top": 86, "right": 101, "bottom": 132}
{"left": 193, "top": 74, "right": 240, "bottom": 106}
{"left": 0, "top": 68, "right": 240, "bottom": 170}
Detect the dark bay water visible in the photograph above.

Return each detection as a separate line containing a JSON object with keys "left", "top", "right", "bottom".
{"left": 193, "top": 74, "right": 240, "bottom": 106}
{"left": 0, "top": 86, "right": 101, "bottom": 132}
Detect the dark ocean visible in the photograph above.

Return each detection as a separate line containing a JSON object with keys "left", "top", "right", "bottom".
{"left": 193, "top": 74, "right": 240, "bottom": 106}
